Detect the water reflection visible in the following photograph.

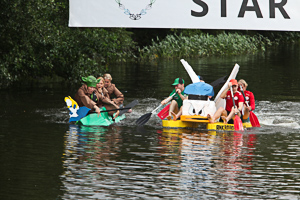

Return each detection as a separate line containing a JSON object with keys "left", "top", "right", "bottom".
{"left": 175, "top": 130, "right": 258, "bottom": 199}
{"left": 61, "top": 126, "right": 264, "bottom": 199}
{"left": 3, "top": 44, "right": 300, "bottom": 200}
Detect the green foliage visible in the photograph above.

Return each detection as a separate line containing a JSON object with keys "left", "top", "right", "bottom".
{"left": 259, "top": 31, "right": 300, "bottom": 44}
{"left": 139, "top": 32, "right": 271, "bottom": 60}
{"left": 0, "top": 0, "right": 299, "bottom": 88}
{"left": 0, "top": 0, "right": 137, "bottom": 88}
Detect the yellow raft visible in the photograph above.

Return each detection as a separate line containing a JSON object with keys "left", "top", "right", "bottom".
{"left": 162, "top": 115, "right": 252, "bottom": 131}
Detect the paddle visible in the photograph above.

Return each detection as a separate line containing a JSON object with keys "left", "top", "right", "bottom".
{"left": 157, "top": 104, "right": 170, "bottom": 120}
{"left": 239, "top": 86, "right": 260, "bottom": 127}
{"left": 209, "top": 75, "right": 228, "bottom": 89}
{"left": 119, "top": 100, "right": 139, "bottom": 116}
{"left": 136, "top": 93, "right": 176, "bottom": 126}
{"left": 91, "top": 99, "right": 138, "bottom": 116}
{"left": 68, "top": 106, "right": 133, "bottom": 122}
{"left": 230, "top": 86, "right": 244, "bottom": 131}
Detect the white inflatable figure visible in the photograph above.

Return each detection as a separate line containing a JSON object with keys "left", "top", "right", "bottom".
{"left": 180, "top": 59, "right": 240, "bottom": 119}
{"left": 214, "top": 64, "right": 240, "bottom": 110}
{"left": 180, "top": 59, "right": 217, "bottom": 118}
{"left": 64, "top": 96, "right": 79, "bottom": 117}
{"left": 182, "top": 99, "right": 216, "bottom": 117}
{"left": 180, "top": 59, "right": 200, "bottom": 83}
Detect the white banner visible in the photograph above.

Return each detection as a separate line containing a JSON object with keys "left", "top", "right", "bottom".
{"left": 69, "top": 0, "right": 300, "bottom": 31}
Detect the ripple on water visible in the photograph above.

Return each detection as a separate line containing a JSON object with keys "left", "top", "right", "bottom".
{"left": 58, "top": 100, "right": 300, "bottom": 199}
{"left": 256, "top": 101, "right": 300, "bottom": 130}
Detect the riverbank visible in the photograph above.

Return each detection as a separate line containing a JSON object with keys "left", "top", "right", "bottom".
{"left": 138, "top": 30, "right": 300, "bottom": 61}
{"left": 139, "top": 32, "right": 268, "bottom": 60}
{"left": 1, "top": 26, "right": 300, "bottom": 89}
{"left": 2, "top": 1, "right": 300, "bottom": 88}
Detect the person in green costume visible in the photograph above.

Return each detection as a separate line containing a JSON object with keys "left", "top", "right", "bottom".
{"left": 74, "top": 75, "right": 102, "bottom": 116}
{"left": 161, "top": 78, "right": 187, "bottom": 120}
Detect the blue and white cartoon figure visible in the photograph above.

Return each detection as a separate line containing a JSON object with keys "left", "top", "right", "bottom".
{"left": 65, "top": 96, "right": 79, "bottom": 117}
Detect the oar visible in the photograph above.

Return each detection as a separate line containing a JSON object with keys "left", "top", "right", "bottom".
{"left": 209, "top": 75, "right": 228, "bottom": 89}
{"left": 69, "top": 106, "right": 134, "bottom": 122}
{"left": 157, "top": 104, "right": 170, "bottom": 120}
{"left": 136, "top": 93, "right": 176, "bottom": 126}
{"left": 239, "top": 86, "right": 260, "bottom": 127}
{"left": 119, "top": 100, "right": 139, "bottom": 116}
{"left": 230, "top": 86, "right": 244, "bottom": 131}
{"left": 91, "top": 100, "right": 138, "bottom": 116}
{"left": 99, "top": 107, "right": 134, "bottom": 113}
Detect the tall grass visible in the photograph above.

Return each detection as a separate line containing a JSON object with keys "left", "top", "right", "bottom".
{"left": 139, "top": 32, "right": 271, "bottom": 60}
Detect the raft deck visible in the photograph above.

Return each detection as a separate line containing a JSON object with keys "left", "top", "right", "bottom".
{"left": 162, "top": 115, "right": 252, "bottom": 130}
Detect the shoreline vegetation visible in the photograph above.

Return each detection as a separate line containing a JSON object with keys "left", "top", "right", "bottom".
{"left": 1, "top": 1, "right": 300, "bottom": 88}
{"left": 139, "top": 32, "right": 270, "bottom": 60}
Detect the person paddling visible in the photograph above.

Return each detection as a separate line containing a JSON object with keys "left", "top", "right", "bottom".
{"left": 208, "top": 79, "right": 244, "bottom": 124}
{"left": 74, "top": 75, "right": 101, "bottom": 116}
{"left": 161, "top": 78, "right": 187, "bottom": 120}
{"left": 103, "top": 73, "right": 124, "bottom": 107}
{"left": 96, "top": 77, "right": 120, "bottom": 118}
{"left": 238, "top": 79, "right": 255, "bottom": 122}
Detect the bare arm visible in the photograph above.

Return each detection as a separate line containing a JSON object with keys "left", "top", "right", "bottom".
{"left": 78, "top": 89, "right": 96, "bottom": 109}
{"left": 238, "top": 101, "right": 244, "bottom": 111}
{"left": 113, "top": 86, "right": 124, "bottom": 104}
{"left": 176, "top": 89, "right": 187, "bottom": 101}
{"left": 161, "top": 96, "right": 173, "bottom": 105}
{"left": 161, "top": 92, "right": 178, "bottom": 105}
{"left": 220, "top": 87, "right": 229, "bottom": 99}
{"left": 221, "top": 82, "right": 233, "bottom": 99}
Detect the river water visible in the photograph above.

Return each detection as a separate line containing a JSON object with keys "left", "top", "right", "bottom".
{"left": 1, "top": 44, "right": 300, "bottom": 199}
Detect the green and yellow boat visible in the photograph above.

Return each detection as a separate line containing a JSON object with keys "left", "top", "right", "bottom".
{"left": 75, "top": 108, "right": 126, "bottom": 126}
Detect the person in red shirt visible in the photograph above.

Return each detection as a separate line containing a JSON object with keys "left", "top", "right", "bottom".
{"left": 238, "top": 79, "right": 255, "bottom": 122}
{"left": 208, "top": 79, "right": 244, "bottom": 124}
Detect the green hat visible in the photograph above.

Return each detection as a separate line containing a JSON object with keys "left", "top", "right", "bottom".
{"left": 82, "top": 75, "right": 100, "bottom": 87}
{"left": 172, "top": 78, "right": 184, "bottom": 86}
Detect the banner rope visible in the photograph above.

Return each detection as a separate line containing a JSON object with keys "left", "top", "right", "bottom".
{"left": 115, "top": 0, "right": 156, "bottom": 20}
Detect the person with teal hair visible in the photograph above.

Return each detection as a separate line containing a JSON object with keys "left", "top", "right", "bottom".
{"left": 74, "top": 75, "right": 102, "bottom": 116}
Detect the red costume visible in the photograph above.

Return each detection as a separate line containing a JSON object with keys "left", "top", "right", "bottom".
{"left": 225, "top": 90, "right": 244, "bottom": 112}
{"left": 243, "top": 90, "right": 255, "bottom": 110}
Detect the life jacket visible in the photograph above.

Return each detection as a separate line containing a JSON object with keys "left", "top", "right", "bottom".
{"left": 90, "top": 91, "right": 98, "bottom": 103}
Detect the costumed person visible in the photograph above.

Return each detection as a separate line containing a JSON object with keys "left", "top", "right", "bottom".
{"left": 161, "top": 78, "right": 187, "bottom": 120}
{"left": 238, "top": 79, "right": 255, "bottom": 122}
{"left": 103, "top": 73, "right": 124, "bottom": 107}
{"left": 74, "top": 75, "right": 101, "bottom": 116}
{"left": 96, "top": 77, "right": 120, "bottom": 118}
{"left": 180, "top": 76, "right": 216, "bottom": 118}
{"left": 208, "top": 79, "right": 244, "bottom": 124}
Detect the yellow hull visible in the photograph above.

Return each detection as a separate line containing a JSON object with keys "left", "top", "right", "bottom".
{"left": 162, "top": 120, "right": 202, "bottom": 128}
{"left": 206, "top": 122, "right": 252, "bottom": 131}
{"left": 162, "top": 115, "right": 252, "bottom": 131}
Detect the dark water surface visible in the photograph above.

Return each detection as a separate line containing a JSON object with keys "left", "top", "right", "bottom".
{"left": 1, "top": 44, "right": 300, "bottom": 199}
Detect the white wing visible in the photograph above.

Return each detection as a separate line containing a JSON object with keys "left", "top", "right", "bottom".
{"left": 214, "top": 64, "right": 240, "bottom": 110}
{"left": 180, "top": 59, "right": 200, "bottom": 83}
